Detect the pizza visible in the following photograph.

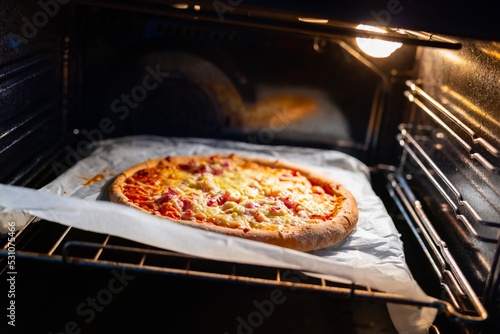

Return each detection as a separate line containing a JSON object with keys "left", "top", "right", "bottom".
{"left": 241, "top": 94, "right": 318, "bottom": 128}
{"left": 109, "top": 153, "right": 358, "bottom": 251}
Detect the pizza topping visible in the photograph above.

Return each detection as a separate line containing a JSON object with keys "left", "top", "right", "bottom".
{"left": 207, "top": 197, "right": 218, "bottom": 207}
{"left": 110, "top": 153, "right": 359, "bottom": 251}
{"left": 253, "top": 211, "right": 267, "bottom": 222}
{"left": 179, "top": 160, "right": 196, "bottom": 172}
{"left": 243, "top": 200, "right": 258, "bottom": 209}
{"left": 157, "top": 188, "right": 178, "bottom": 203}
{"left": 119, "top": 154, "right": 346, "bottom": 231}
{"left": 280, "top": 196, "right": 295, "bottom": 209}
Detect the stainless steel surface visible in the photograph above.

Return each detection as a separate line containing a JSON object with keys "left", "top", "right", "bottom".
{"left": 398, "top": 44, "right": 500, "bottom": 321}
{"left": 417, "top": 40, "right": 500, "bottom": 162}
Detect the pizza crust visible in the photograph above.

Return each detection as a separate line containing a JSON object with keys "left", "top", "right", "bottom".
{"left": 109, "top": 154, "right": 358, "bottom": 252}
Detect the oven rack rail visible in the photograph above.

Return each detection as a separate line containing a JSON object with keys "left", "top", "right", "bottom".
{"left": 384, "top": 171, "right": 489, "bottom": 323}
{"left": 401, "top": 81, "right": 500, "bottom": 237}
{"left": 397, "top": 125, "right": 500, "bottom": 242}
{"left": 404, "top": 80, "right": 499, "bottom": 172}
{"left": 0, "top": 218, "right": 488, "bottom": 325}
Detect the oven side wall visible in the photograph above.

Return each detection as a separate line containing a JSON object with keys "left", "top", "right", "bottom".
{"left": 0, "top": 0, "right": 69, "bottom": 186}
{"left": 399, "top": 39, "right": 500, "bottom": 312}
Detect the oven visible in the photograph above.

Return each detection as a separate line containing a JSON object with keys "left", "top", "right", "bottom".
{"left": 1, "top": 1, "right": 499, "bottom": 333}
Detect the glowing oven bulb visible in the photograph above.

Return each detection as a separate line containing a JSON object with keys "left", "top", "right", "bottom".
{"left": 355, "top": 24, "right": 402, "bottom": 58}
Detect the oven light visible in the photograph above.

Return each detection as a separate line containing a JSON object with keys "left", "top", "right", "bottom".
{"left": 355, "top": 24, "right": 402, "bottom": 58}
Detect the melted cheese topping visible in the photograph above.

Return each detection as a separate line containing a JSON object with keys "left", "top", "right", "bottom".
{"left": 122, "top": 155, "right": 345, "bottom": 231}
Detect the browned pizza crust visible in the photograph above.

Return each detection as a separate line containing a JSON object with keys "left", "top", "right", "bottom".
{"left": 109, "top": 154, "right": 358, "bottom": 252}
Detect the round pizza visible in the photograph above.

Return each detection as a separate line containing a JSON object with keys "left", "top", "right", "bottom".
{"left": 109, "top": 153, "right": 358, "bottom": 251}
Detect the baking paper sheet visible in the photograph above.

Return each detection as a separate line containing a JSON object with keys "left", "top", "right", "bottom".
{"left": 0, "top": 136, "right": 437, "bottom": 333}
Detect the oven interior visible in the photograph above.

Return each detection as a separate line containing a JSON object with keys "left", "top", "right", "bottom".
{"left": 1, "top": 1, "right": 500, "bottom": 333}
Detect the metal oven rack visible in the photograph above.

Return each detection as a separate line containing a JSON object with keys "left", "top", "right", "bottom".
{"left": 402, "top": 80, "right": 500, "bottom": 241}
{"left": 0, "top": 213, "right": 489, "bottom": 326}
{"left": 384, "top": 80, "right": 500, "bottom": 325}
{"left": 385, "top": 172, "right": 489, "bottom": 322}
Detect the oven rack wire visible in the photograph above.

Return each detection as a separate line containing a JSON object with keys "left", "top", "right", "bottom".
{"left": 397, "top": 126, "right": 500, "bottom": 242}
{"left": 385, "top": 171, "right": 489, "bottom": 322}
{"left": 0, "top": 216, "right": 488, "bottom": 325}
{"left": 401, "top": 81, "right": 500, "bottom": 238}
{"left": 404, "top": 80, "right": 499, "bottom": 172}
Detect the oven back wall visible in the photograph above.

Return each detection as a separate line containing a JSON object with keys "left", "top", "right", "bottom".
{"left": 72, "top": 5, "right": 416, "bottom": 160}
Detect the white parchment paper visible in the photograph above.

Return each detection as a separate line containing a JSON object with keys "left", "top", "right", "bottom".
{"left": 0, "top": 136, "right": 437, "bottom": 333}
